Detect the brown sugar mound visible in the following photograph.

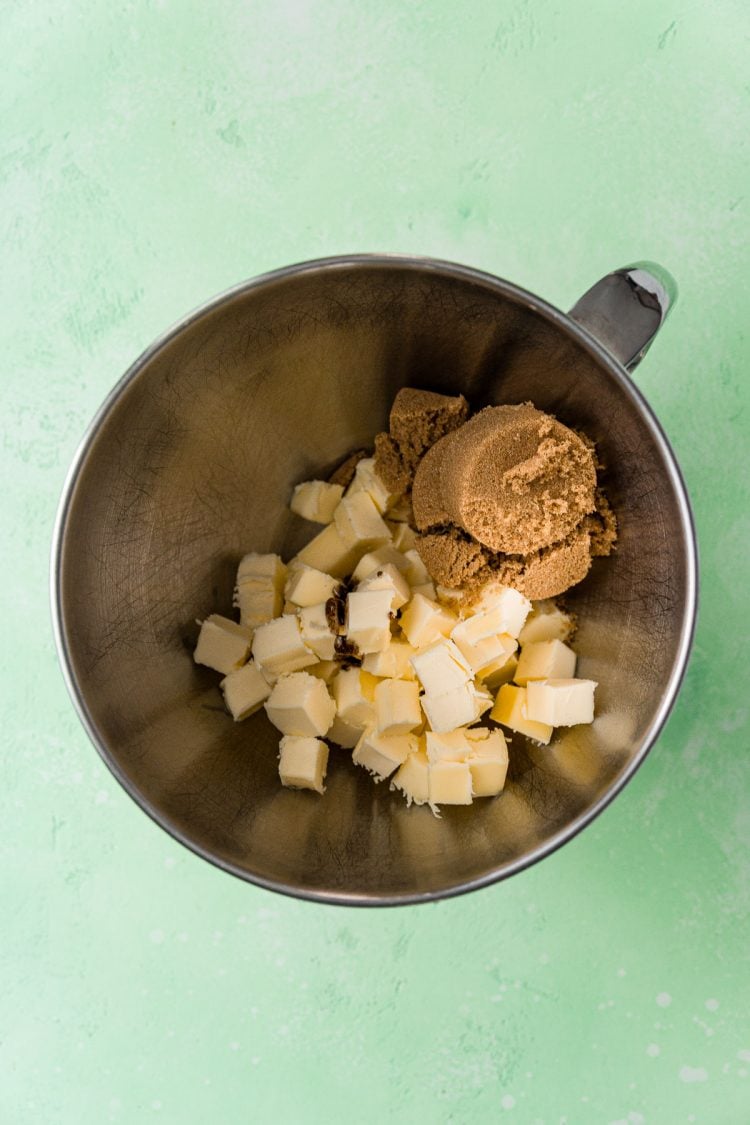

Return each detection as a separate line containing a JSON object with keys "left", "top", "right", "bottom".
{"left": 411, "top": 436, "right": 456, "bottom": 530}
{"left": 328, "top": 449, "right": 368, "bottom": 489}
{"left": 374, "top": 388, "right": 468, "bottom": 493}
{"left": 430, "top": 403, "right": 598, "bottom": 555}
{"left": 415, "top": 529, "right": 492, "bottom": 588}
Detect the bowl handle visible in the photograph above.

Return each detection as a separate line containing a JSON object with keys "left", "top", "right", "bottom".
{"left": 568, "top": 262, "right": 677, "bottom": 372}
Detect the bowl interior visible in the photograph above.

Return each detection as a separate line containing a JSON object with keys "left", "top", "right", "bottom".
{"left": 56, "top": 260, "right": 693, "bottom": 902}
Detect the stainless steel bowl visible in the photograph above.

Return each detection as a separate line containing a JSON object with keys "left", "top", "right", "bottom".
{"left": 51, "top": 255, "right": 697, "bottom": 905}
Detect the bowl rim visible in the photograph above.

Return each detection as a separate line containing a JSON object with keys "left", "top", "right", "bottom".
{"left": 50, "top": 253, "right": 699, "bottom": 907}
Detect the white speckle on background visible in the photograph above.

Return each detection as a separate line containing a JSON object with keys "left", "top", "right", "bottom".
{"left": 149, "top": 929, "right": 164, "bottom": 944}
{"left": 617, "top": 968, "right": 627, "bottom": 977}
{"left": 738, "top": 1049, "right": 750, "bottom": 1062}
{"left": 679, "top": 1066, "right": 708, "bottom": 1083}
{"left": 656, "top": 992, "right": 672, "bottom": 1008}
{"left": 94, "top": 789, "right": 109, "bottom": 804}
{"left": 705, "top": 998, "right": 719, "bottom": 1011}
{"left": 151, "top": 1102, "right": 161, "bottom": 1111}
{"left": 647, "top": 1043, "right": 661, "bottom": 1057}
{"left": 501, "top": 1095, "right": 515, "bottom": 1110}
{"left": 163, "top": 857, "right": 176, "bottom": 869}
{"left": 628, "top": 1113, "right": 645, "bottom": 1124}
{"left": 739, "top": 1069, "right": 748, "bottom": 1079}
{"left": 229, "top": 1041, "right": 239, "bottom": 1051}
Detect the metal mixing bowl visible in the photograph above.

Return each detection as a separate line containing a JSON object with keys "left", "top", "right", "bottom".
{"left": 52, "top": 255, "right": 697, "bottom": 905}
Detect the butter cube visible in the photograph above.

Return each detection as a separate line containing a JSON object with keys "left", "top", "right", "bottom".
{"left": 519, "top": 600, "right": 574, "bottom": 645}
{"left": 346, "top": 457, "right": 394, "bottom": 514}
{"left": 411, "top": 581, "right": 437, "bottom": 601}
{"left": 327, "top": 714, "right": 362, "bottom": 749}
{"left": 353, "top": 729, "right": 416, "bottom": 781}
{"left": 237, "top": 552, "right": 287, "bottom": 585}
{"left": 374, "top": 679, "right": 422, "bottom": 735}
{"left": 402, "top": 549, "right": 431, "bottom": 588}
{"left": 306, "top": 659, "right": 339, "bottom": 683}
{"left": 235, "top": 553, "right": 287, "bottom": 629}
{"left": 466, "top": 728, "right": 509, "bottom": 797}
{"left": 451, "top": 616, "right": 517, "bottom": 674}
{"left": 220, "top": 660, "right": 271, "bottom": 720}
{"left": 479, "top": 653, "right": 518, "bottom": 688}
{"left": 390, "top": 749, "right": 430, "bottom": 806}
{"left": 421, "top": 682, "right": 479, "bottom": 733}
{"left": 389, "top": 521, "right": 417, "bottom": 552}
{"left": 473, "top": 684, "right": 494, "bottom": 715}
{"left": 346, "top": 589, "right": 393, "bottom": 654}
{"left": 264, "top": 672, "right": 336, "bottom": 737}
{"left": 278, "top": 735, "right": 329, "bottom": 794}
{"left": 470, "top": 584, "right": 531, "bottom": 639}
{"left": 194, "top": 614, "right": 253, "bottom": 675}
{"left": 425, "top": 729, "right": 472, "bottom": 763}
{"left": 352, "top": 546, "right": 409, "bottom": 582}
{"left": 386, "top": 494, "right": 413, "bottom": 522}
{"left": 333, "top": 491, "right": 391, "bottom": 551}
{"left": 515, "top": 639, "right": 577, "bottom": 685}
{"left": 285, "top": 565, "right": 338, "bottom": 608}
{"left": 410, "top": 638, "right": 472, "bottom": 695}
{"left": 357, "top": 563, "right": 410, "bottom": 610}
{"left": 428, "top": 761, "right": 473, "bottom": 806}
{"left": 436, "top": 585, "right": 467, "bottom": 610}
{"left": 298, "top": 602, "right": 336, "bottom": 660}
{"left": 251, "top": 614, "right": 318, "bottom": 680}
{"left": 331, "top": 667, "right": 378, "bottom": 728}
{"left": 400, "top": 594, "right": 457, "bottom": 648}
{"left": 293, "top": 522, "right": 363, "bottom": 578}
{"left": 235, "top": 584, "right": 279, "bottom": 630}
{"left": 362, "top": 639, "right": 417, "bottom": 681}
{"left": 490, "top": 684, "right": 553, "bottom": 745}
{"left": 525, "top": 678, "right": 597, "bottom": 726}
{"left": 290, "top": 479, "right": 344, "bottom": 524}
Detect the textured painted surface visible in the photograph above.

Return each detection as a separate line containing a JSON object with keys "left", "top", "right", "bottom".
{"left": 2, "top": 2, "right": 749, "bottom": 1121}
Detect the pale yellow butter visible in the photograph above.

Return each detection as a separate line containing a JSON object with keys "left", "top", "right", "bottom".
{"left": 278, "top": 735, "right": 329, "bottom": 794}
{"left": 194, "top": 614, "right": 253, "bottom": 675}
{"left": 357, "top": 563, "right": 410, "bottom": 610}
{"left": 290, "top": 479, "right": 344, "bottom": 524}
{"left": 293, "top": 522, "right": 363, "bottom": 578}
{"left": 374, "top": 679, "right": 422, "bottom": 735}
{"left": 264, "top": 671, "right": 336, "bottom": 737}
{"left": 421, "top": 681, "right": 479, "bottom": 733}
{"left": 490, "top": 683, "right": 553, "bottom": 744}
{"left": 285, "top": 565, "right": 338, "bottom": 608}
{"left": 220, "top": 660, "right": 271, "bottom": 720}
{"left": 333, "top": 491, "right": 391, "bottom": 551}
{"left": 400, "top": 594, "right": 457, "bottom": 648}
{"left": 515, "top": 639, "right": 576, "bottom": 685}
{"left": 410, "top": 638, "right": 472, "bottom": 695}
{"left": 353, "top": 729, "right": 416, "bottom": 781}
{"left": 346, "top": 588, "right": 393, "bottom": 654}
{"left": 428, "top": 761, "right": 473, "bottom": 806}
{"left": 362, "top": 639, "right": 417, "bottom": 681}
{"left": 525, "top": 678, "right": 596, "bottom": 726}
{"left": 390, "top": 749, "right": 430, "bottom": 806}
{"left": 251, "top": 614, "right": 319, "bottom": 680}
{"left": 331, "top": 667, "right": 378, "bottom": 729}
{"left": 519, "top": 600, "right": 574, "bottom": 645}
{"left": 298, "top": 602, "right": 336, "bottom": 660}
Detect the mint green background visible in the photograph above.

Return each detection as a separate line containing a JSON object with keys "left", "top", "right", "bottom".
{"left": 3, "top": 2, "right": 749, "bottom": 1122}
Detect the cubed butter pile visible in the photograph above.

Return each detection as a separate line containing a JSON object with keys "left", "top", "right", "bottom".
{"left": 193, "top": 456, "right": 597, "bottom": 810}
